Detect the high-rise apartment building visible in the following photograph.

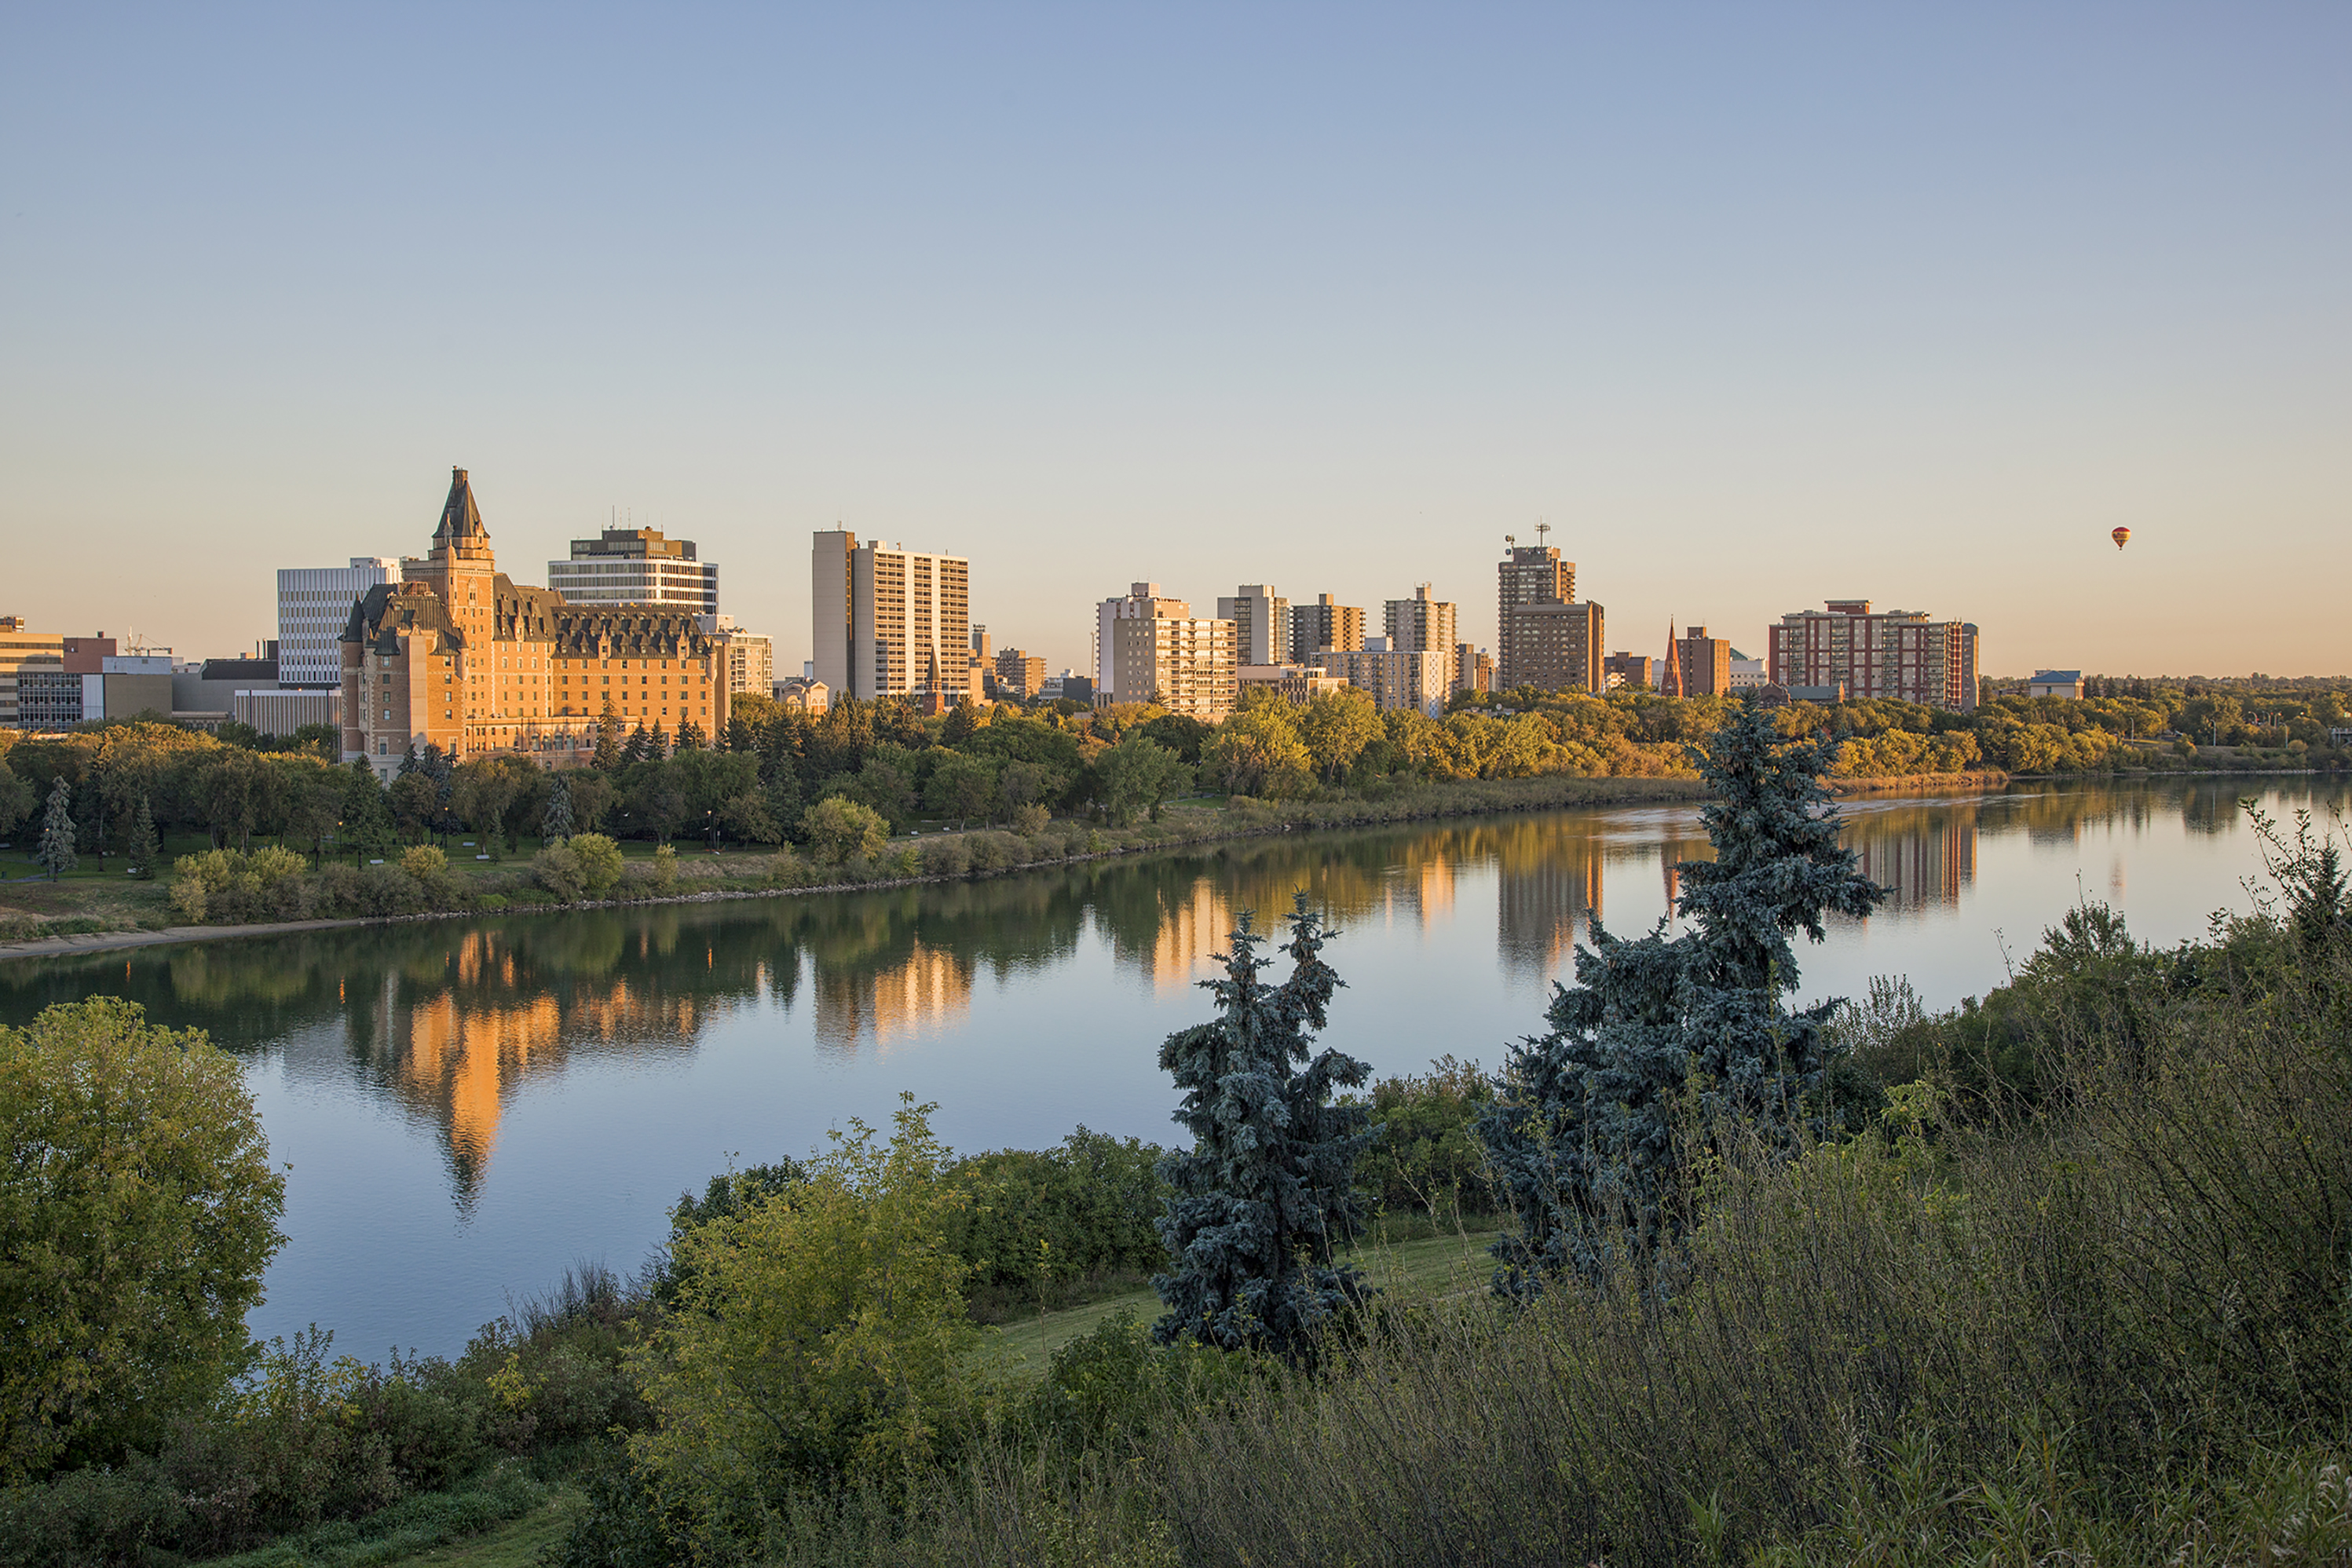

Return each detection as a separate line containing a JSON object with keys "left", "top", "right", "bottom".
{"left": 279, "top": 558, "right": 402, "bottom": 689}
{"left": 1216, "top": 585, "right": 1291, "bottom": 667}
{"left": 1497, "top": 544, "right": 1576, "bottom": 685}
{"left": 1384, "top": 585, "right": 1458, "bottom": 655}
{"left": 993, "top": 647, "right": 1047, "bottom": 700}
{"left": 1454, "top": 643, "right": 1493, "bottom": 697}
{"left": 1767, "top": 600, "right": 1980, "bottom": 712}
{"left": 1114, "top": 613, "right": 1237, "bottom": 720}
{"left": 1502, "top": 601, "right": 1606, "bottom": 695}
{"left": 809, "top": 529, "right": 972, "bottom": 702}
{"left": 1289, "top": 593, "right": 1366, "bottom": 663}
{"left": 1094, "top": 583, "right": 1193, "bottom": 695}
{"left": 1314, "top": 646, "right": 1454, "bottom": 718}
{"left": 550, "top": 528, "right": 719, "bottom": 614}
{"left": 695, "top": 615, "right": 774, "bottom": 696}
{"left": 1675, "top": 626, "right": 1733, "bottom": 698}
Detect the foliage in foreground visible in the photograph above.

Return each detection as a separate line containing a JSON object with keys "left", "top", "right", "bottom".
{"left": 0, "top": 998, "right": 284, "bottom": 1481}
{"left": 1479, "top": 699, "right": 1886, "bottom": 1294}
{"left": 1152, "top": 897, "right": 1374, "bottom": 1358}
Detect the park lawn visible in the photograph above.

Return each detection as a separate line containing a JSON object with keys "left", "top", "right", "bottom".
{"left": 978, "top": 1229, "right": 1494, "bottom": 1383}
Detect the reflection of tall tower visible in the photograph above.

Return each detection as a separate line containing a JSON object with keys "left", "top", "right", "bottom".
{"left": 1495, "top": 824, "right": 1604, "bottom": 978}
{"left": 1149, "top": 882, "right": 1237, "bottom": 993}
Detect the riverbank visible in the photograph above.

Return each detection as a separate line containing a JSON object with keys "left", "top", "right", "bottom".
{"left": 0, "top": 773, "right": 1715, "bottom": 959}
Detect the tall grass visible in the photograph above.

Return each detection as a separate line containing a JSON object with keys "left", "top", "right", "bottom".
{"left": 850, "top": 890, "right": 2352, "bottom": 1568}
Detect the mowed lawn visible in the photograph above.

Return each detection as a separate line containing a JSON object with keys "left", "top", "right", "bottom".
{"left": 980, "top": 1228, "right": 1495, "bottom": 1382}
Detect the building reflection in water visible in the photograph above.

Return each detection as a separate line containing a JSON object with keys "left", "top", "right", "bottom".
{"left": 1842, "top": 800, "right": 1979, "bottom": 912}
{"left": 810, "top": 940, "right": 975, "bottom": 1056}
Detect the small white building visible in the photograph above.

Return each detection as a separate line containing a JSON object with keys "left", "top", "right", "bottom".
{"left": 1728, "top": 653, "right": 1769, "bottom": 690}
{"left": 2028, "top": 670, "right": 2085, "bottom": 700}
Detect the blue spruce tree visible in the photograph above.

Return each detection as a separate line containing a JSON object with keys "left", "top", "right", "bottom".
{"left": 35, "top": 776, "right": 78, "bottom": 882}
{"left": 1478, "top": 698, "right": 1886, "bottom": 1297}
{"left": 1153, "top": 894, "right": 1376, "bottom": 1358}
{"left": 541, "top": 773, "right": 575, "bottom": 844}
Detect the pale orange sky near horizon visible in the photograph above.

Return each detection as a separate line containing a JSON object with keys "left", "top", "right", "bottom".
{"left": 4, "top": 5, "right": 2346, "bottom": 678}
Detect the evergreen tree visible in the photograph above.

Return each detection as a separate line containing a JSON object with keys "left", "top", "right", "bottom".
{"left": 126, "top": 794, "right": 161, "bottom": 882}
{"left": 623, "top": 725, "right": 650, "bottom": 766}
{"left": 542, "top": 772, "right": 575, "bottom": 844}
{"left": 36, "top": 777, "right": 77, "bottom": 881}
{"left": 649, "top": 721, "right": 669, "bottom": 759}
{"left": 1153, "top": 896, "right": 1375, "bottom": 1359}
{"left": 72, "top": 777, "right": 108, "bottom": 864}
{"left": 342, "top": 760, "right": 397, "bottom": 860}
{"left": 395, "top": 745, "right": 421, "bottom": 779}
{"left": 674, "top": 718, "right": 705, "bottom": 752}
{"left": 594, "top": 700, "right": 624, "bottom": 770}
{"left": 1477, "top": 698, "right": 1886, "bottom": 1298}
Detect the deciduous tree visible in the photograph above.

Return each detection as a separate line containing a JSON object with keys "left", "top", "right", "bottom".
{"left": 0, "top": 999, "right": 285, "bottom": 1478}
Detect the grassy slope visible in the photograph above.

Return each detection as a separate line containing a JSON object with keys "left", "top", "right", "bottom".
{"left": 335, "top": 1230, "right": 1496, "bottom": 1568}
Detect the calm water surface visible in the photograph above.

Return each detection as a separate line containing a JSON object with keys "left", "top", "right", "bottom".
{"left": 2, "top": 777, "right": 2343, "bottom": 1358}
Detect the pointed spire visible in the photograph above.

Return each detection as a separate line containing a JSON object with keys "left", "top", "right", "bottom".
{"left": 434, "top": 466, "right": 487, "bottom": 543}
{"left": 1661, "top": 619, "right": 1684, "bottom": 697}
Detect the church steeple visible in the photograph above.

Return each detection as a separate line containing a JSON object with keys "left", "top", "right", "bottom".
{"left": 1660, "top": 620, "right": 1684, "bottom": 698}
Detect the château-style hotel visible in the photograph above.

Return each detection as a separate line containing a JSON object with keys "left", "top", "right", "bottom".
{"left": 340, "top": 469, "right": 732, "bottom": 777}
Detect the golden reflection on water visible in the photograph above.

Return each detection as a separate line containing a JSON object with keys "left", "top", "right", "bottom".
{"left": 18, "top": 778, "right": 2321, "bottom": 1211}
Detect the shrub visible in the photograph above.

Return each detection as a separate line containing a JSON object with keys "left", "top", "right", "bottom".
{"left": 532, "top": 843, "right": 587, "bottom": 901}
{"left": 0, "top": 1000, "right": 284, "bottom": 1478}
{"left": 567, "top": 833, "right": 625, "bottom": 897}
{"left": 1011, "top": 802, "right": 1052, "bottom": 836}
{"left": 921, "top": 835, "right": 971, "bottom": 878}
{"left": 354, "top": 863, "right": 425, "bottom": 917}
{"left": 400, "top": 842, "right": 449, "bottom": 884}
{"left": 803, "top": 796, "right": 891, "bottom": 865}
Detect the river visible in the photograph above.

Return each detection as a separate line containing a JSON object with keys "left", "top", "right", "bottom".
{"left": 2, "top": 775, "right": 2343, "bottom": 1358}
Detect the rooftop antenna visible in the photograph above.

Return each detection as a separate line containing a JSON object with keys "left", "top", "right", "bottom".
{"left": 1535, "top": 520, "right": 1552, "bottom": 549}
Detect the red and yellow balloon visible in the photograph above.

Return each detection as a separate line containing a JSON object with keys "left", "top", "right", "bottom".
{"left": 2111, "top": 527, "right": 2131, "bottom": 551}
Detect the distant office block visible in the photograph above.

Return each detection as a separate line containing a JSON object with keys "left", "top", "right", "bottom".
{"left": 1729, "top": 654, "right": 1768, "bottom": 690}
{"left": 993, "top": 648, "right": 1047, "bottom": 700}
{"left": 551, "top": 528, "right": 718, "bottom": 614}
{"left": 1768, "top": 600, "right": 1980, "bottom": 712}
{"left": 1238, "top": 663, "right": 1350, "bottom": 704}
{"left": 280, "top": 557, "right": 401, "bottom": 688}
{"left": 1676, "top": 626, "right": 1732, "bottom": 698}
{"left": 1603, "top": 652, "right": 1653, "bottom": 692}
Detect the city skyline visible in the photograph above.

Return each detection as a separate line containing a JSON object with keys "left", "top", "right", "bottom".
{"left": 4, "top": 8, "right": 2346, "bottom": 674}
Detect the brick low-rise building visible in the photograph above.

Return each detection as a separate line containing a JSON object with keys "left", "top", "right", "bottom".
{"left": 1767, "top": 600, "right": 1980, "bottom": 713}
{"left": 342, "top": 469, "right": 730, "bottom": 777}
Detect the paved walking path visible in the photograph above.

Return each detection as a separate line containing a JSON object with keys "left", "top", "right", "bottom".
{"left": 0, "top": 917, "right": 369, "bottom": 962}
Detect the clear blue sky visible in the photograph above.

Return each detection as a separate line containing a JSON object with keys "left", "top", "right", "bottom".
{"left": 4, "top": 4, "right": 2345, "bottom": 675}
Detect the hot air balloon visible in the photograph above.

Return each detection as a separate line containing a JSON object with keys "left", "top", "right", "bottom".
{"left": 2112, "top": 526, "right": 2131, "bottom": 551}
